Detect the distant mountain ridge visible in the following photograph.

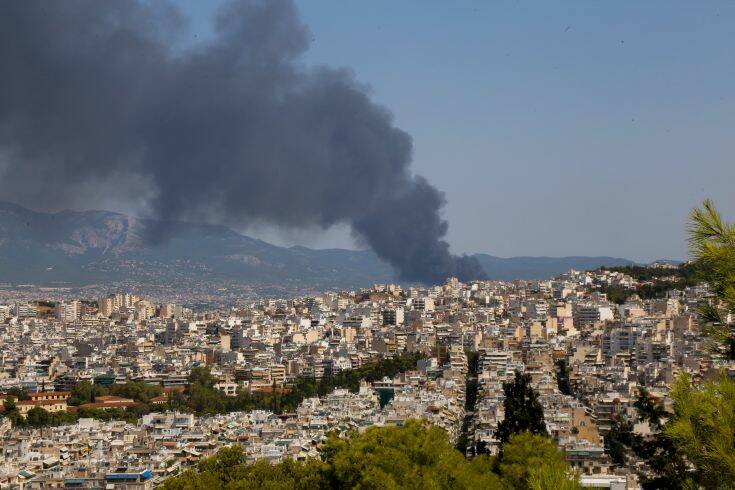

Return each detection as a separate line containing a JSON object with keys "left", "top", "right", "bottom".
{"left": 0, "top": 202, "right": 634, "bottom": 287}
{"left": 474, "top": 254, "right": 634, "bottom": 281}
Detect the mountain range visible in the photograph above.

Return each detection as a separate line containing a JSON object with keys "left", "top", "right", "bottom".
{"left": 0, "top": 201, "right": 634, "bottom": 288}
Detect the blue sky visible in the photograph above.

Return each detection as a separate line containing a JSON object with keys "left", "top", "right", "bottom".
{"left": 175, "top": 0, "right": 735, "bottom": 261}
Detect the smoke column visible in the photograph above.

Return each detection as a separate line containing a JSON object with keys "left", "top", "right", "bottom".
{"left": 0, "top": 0, "right": 483, "bottom": 284}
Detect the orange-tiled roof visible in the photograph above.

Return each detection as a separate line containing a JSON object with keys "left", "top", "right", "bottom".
{"left": 93, "top": 395, "right": 134, "bottom": 403}
{"left": 30, "top": 391, "right": 71, "bottom": 398}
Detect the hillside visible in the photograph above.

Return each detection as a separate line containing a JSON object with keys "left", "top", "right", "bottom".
{"left": 0, "top": 201, "right": 395, "bottom": 288}
{"left": 475, "top": 254, "right": 634, "bottom": 281}
{"left": 0, "top": 202, "right": 633, "bottom": 287}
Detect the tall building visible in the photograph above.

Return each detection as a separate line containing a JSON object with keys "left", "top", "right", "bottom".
{"left": 98, "top": 296, "right": 115, "bottom": 317}
{"left": 134, "top": 300, "right": 155, "bottom": 320}
{"left": 14, "top": 302, "right": 37, "bottom": 318}
{"left": 55, "top": 301, "right": 80, "bottom": 322}
{"left": 382, "top": 307, "right": 405, "bottom": 326}
{"left": 160, "top": 303, "right": 176, "bottom": 319}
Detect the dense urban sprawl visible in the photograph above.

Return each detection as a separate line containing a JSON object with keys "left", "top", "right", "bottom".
{"left": 0, "top": 263, "right": 728, "bottom": 488}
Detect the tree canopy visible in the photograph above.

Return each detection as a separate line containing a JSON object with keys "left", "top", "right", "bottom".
{"left": 497, "top": 432, "right": 580, "bottom": 490}
{"left": 689, "top": 199, "right": 735, "bottom": 356}
{"left": 160, "top": 420, "right": 579, "bottom": 490}
{"left": 665, "top": 373, "right": 735, "bottom": 487}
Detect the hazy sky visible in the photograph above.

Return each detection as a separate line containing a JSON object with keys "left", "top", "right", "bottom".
{"left": 48, "top": 1, "right": 735, "bottom": 261}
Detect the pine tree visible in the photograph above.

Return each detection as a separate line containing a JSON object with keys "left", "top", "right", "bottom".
{"left": 496, "top": 371, "right": 547, "bottom": 445}
{"left": 688, "top": 199, "right": 735, "bottom": 357}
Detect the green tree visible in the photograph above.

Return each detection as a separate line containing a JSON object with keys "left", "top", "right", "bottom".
{"left": 664, "top": 373, "right": 735, "bottom": 488}
{"left": 189, "top": 367, "right": 218, "bottom": 388}
{"left": 195, "top": 445, "right": 247, "bottom": 485}
{"left": 496, "top": 432, "right": 580, "bottom": 490}
{"left": 688, "top": 199, "right": 735, "bottom": 356}
{"left": 603, "top": 418, "right": 639, "bottom": 467}
{"left": 25, "top": 406, "right": 51, "bottom": 427}
{"left": 528, "top": 464, "right": 581, "bottom": 490}
{"left": 68, "top": 380, "right": 108, "bottom": 406}
{"left": 161, "top": 453, "right": 328, "bottom": 490}
{"left": 3, "top": 397, "right": 17, "bottom": 412}
{"left": 555, "top": 359, "right": 572, "bottom": 396}
{"left": 1, "top": 398, "right": 26, "bottom": 427}
{"left": 633, "top": 388, "right": 666, "bottom": 429}
{"left": 109, "top": 381, "right": 163, "bottom": 404}
{"left": 158, "top": 469, "right": 222, "bottom": 490}
{"left": 5, "top": 387, "right": 30, "bottom": 401}
{"left": 187, "top": 380, "right": 227, "bottom": 415}
{"left": 168, "top": 389, "right": 189, "bottom": 412}
{"left": 603, "top": 384, "right": 690, "bottom": 488}
{"left": 495, "top": 371, "right": 547, "bottom": 445}
{"left": 161, "top": 420, "right": 503, "bottom": 490}
{"left": 322, "top": 420, "right": 501, "bottom": 489}
{"left": 230, "top": 459, "right": 329, "bottom": 490}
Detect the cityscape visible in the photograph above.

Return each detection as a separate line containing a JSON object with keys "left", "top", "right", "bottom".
{"left": 0, "top": 258, "right": 729, "bottom": 488}
{"left": 2, "top": 1, "right": 735, "bottom": 489}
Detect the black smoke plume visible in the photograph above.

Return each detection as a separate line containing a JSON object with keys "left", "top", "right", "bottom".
{"left": 0, "top": 0, "right": 483, "bottom": 284}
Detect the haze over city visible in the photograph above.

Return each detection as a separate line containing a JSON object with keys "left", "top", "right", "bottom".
{"left": 3, "top": 2, "right": 735, "bottom": 490}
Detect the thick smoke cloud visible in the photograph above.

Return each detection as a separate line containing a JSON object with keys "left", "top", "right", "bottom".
{"left": 0, "top": 0, "right": 483, "bottom": 284}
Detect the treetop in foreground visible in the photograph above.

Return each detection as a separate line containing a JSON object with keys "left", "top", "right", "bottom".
{"left": 159, "top": 420, "right": 579, "bottom": 490}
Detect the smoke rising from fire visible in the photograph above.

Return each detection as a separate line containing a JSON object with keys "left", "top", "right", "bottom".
{"left": 0, "top": 0, "right": 483, "bottom": 284}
